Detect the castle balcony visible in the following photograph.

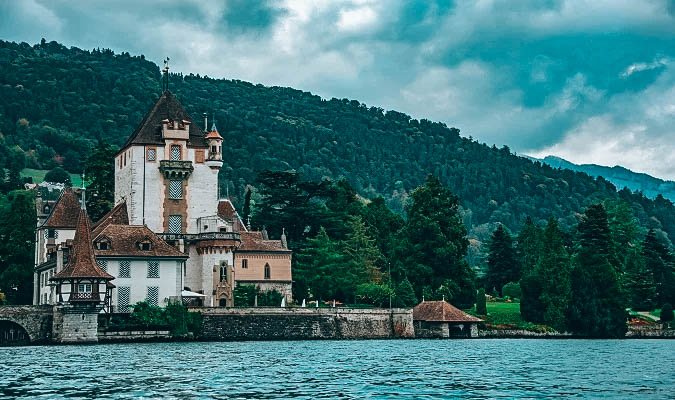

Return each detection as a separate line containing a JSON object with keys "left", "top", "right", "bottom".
{"left": 159, "top": 160, "right": 194, "bottom": 180}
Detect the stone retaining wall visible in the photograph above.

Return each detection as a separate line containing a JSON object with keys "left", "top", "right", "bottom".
{"left": 200, "top": 307, "right": 414, "bottom": 340}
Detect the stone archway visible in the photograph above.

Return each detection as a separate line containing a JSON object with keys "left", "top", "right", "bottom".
{"left": 0, "top": 320, "right": 30, "bottom": 346}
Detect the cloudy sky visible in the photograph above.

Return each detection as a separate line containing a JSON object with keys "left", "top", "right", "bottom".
{"left": 1, "top": 0, "right": 674, "bottom": 179}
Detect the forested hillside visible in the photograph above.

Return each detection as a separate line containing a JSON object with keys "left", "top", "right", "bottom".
{"left": 1, "top": 39, "right": 674, "bottom": 245}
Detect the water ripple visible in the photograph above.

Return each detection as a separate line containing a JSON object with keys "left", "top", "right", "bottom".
{"left": 1, "top": 339, "right": 674, "bottom": 399}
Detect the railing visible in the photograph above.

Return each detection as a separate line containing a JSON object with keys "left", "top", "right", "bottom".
{"left": 158, "top": 232, "right": 240, "bottom": 242}
{"left": 159, "top": 160, "right": 194, "bottom": 179}
{"left": 69, "top": 292, "right": 101, "bottom": 301}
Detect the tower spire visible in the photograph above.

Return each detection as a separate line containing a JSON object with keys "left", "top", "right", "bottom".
{"left": 80, "top": 172, "right": 86, "bottom": 210}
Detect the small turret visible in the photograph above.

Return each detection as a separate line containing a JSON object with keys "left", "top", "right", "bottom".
{"left": 205, "top": 122, "right": 223, "bottom": 169}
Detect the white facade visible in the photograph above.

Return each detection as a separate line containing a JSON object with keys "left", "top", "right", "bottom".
{"left": 98, "top": 258, "right": 183, "bottom": 311}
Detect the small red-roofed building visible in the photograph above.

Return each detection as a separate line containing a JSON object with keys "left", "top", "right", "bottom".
{"left": 413, "top": 300, "right": 483, "bottom": 338}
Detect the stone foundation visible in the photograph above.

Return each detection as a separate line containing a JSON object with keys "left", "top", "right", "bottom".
{"left": 52, "top": 304, "right": 101, "bottom": 343}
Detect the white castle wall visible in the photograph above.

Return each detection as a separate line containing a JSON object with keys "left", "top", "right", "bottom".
{"left": 115, "top": 146, "right": 165, "bottom": 232}
{"left": 187, "top": 161, "right": 220, "bottom": 234}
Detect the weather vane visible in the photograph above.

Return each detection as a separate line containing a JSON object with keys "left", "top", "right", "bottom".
{"left": 162, "top": 57, "right": 170, "bottom": 91}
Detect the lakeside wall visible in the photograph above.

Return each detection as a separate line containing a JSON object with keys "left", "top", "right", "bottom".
{"left": 200, "top": 307, "right": 415, "bottom": 340}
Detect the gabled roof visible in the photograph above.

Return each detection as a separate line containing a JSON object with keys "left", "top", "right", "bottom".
{"left": 217, "top": 199, "right": 247, "bottom": 231}
{"left": 52, "top": 209, "right": 113, "bottom": 280}
{"left": 92, "top": 201, "right": 129, "bottom": 237}
{"left": 412, "top": 301, "right": 482, "bottom": 323}
{"left": 237, "top": 231, "right": 290, "bottom": 252}
{"left": 121, "top": 90, "right": 207, "bottom": 151}
{"left": 93, "top": 224, "right": 187, "bottom": 259}
{"left": 42, "top": 188, "right": 81, "bottom": 229}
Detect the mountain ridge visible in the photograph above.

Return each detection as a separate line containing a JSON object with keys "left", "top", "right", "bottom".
{"left": 526, "top": 155, "right": 675, "bottom": 202}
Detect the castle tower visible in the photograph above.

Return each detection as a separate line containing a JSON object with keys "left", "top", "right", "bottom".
{"left": 114, "top": 91, "right": 219, "bottom": 234}
{"left": 205, "top": 123, "right": 223, "bottom": 169}
{"left": 50, "top": 206, "right": 114, "bottom": 343}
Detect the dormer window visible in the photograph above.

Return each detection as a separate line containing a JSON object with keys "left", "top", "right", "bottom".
{"left": 137, "top": 238, "right": 152, "bottom": 251}
{"left": 95, "top": 237, "right": 111, "bottom": 250}
{"left": 43, "top": 205, "right": 50, "bottom": 213}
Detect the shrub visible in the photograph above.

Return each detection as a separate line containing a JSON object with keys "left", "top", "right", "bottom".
{"left": 502, "top": 282, "right": 522, "bottom": 300}
{"left": 356, "top": 283, "right": 393, "bottom": 307}
{"left": 44, "top": 166, "right": 72, "bottom": 185}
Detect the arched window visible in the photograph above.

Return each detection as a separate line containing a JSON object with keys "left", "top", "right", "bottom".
{"left": 264, "top": 263, "right": 271, "bottom": 280}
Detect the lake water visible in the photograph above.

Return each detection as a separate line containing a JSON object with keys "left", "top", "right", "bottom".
{"left": 1, "top": 339, "right": 673, "bottom": 399}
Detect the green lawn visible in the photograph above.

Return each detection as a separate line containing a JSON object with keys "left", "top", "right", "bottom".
{"left": 21, "top": 168, "right": 83, "bottom": 186}
{"left": 485, "top": 302, "right": 523, "bottom": 325}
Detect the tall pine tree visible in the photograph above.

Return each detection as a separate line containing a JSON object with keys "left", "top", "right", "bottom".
{"left": 568, "top": 204, "right": 627, "bottom": 337}
{"left": 486, "top": 224, "right": 518, "bottom": 295}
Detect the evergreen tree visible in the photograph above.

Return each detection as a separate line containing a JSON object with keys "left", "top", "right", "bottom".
{"left": 84, "top": 142, "right": 117, "bottom": 222}
{"left": 394, "top": 278, "right": 418, "bottom": 307}
{"left": 623, "top": 247, "right": 656, "bottom": 311}
{"left": 476, "top": 288, "right": 487, "bottom": 315}
{"left": 643, "top": 229, "right": 675, "bottom": 305}
{"left": 343, "top": 216, "right": 383, "bottom": 282}
{"left": 241, "top": 186, "right": 252, "bottom": 226}
{"left": 0, "top": 190, "right": 36, "bottom": 304}
{"left": 568, "top": 204, "right": 627, "bottom": 337}
{"left": 516, "top": 216, "right": 542, "bottom": 275}
{"left": 395, "top": 175, "right": 475, "bottom": 308}
{"left": 660, "top": 303, "right": 673, "bottom": 328}
{"left": 486, "top": 224, "right": 518, "bottom": 295}
{"left": 537, "top": 218, "right": 572, "bottom": 331}
{"left": 518, "top": 217, "right": 545, "bottom": 322}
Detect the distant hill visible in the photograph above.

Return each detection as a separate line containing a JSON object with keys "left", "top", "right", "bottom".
{"left": 0, "top": 39, "right": 674, "bottom": 244}
{"left": 529, "top": 156, "right": 675, "bottom": 202}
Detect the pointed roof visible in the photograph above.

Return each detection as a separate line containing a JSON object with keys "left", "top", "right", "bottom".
{"left": 52, "top": 209, "right": 114, "bottom": 280}
{"left": 205, "top": 123, "right": 223, "bottom": 140}
{"left": 412, "top": 300, "right": 482, "bottom": 323}
{"left": 121, "top": 90, "right": 207, "bottom": 150}
{"left": 42, "top": 188, "right": 81, "bottom": 229}
{"left": 92, "top": 201, "right": 129, "bottom": 237}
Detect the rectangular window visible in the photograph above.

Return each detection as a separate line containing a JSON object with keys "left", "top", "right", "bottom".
{"left": 119, "top": 260, "right": 131, "bottom": 278}
{"left": 78, "top": 283, "right": 92, "bottom": 293}
{"left": 195, "top": 150, "right": 205, "bottom": 163}
{"left": 168, "top": 180, "right": 183, "bottom": 199}
{"left": 97, "top": 259, "right": 108, "bottom": 271}
{"left": 147, "top": 261, "right": 160, "bottom": 278}
{"left": 118, "top": 286, "right": 131, "bottom": 312}
{"left": 242, "top": 259, "right": 248, "bottom": 269}
{"left": 147, "top": 286, "right": 159, "bottom": 306}
{"left": 147, "top": 147, "right": 157, "bottom": 161}
{"left": 170, "top": 145, "right": 181, "bottom": 160}
{"left": 168, "top": 215, "right": 182, "bottom": 234}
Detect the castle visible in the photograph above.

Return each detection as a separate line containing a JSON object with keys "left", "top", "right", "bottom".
{"left": 33, "top": 91, "right": 292, "bottom": 311}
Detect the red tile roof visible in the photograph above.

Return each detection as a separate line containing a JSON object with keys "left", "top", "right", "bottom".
{"left": 93, "top": 224, "right": 187, "bottom": 259}
{"left": 412, "top": 301, "right": 482, "bottom": 323}
{"left": 92, "top": 201, "right": 129, "bottom": 237}
{"left": 52, "top": 209, "right": 113, "bottom": 280}
{"left": 43, "top": 188, "right": 81, "bottom": 229}
{"left": 237, "top": 231, "right": 289, "bottom": 252}
{"left": 120, "top": 90, "right": 207, "bottom": 151}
